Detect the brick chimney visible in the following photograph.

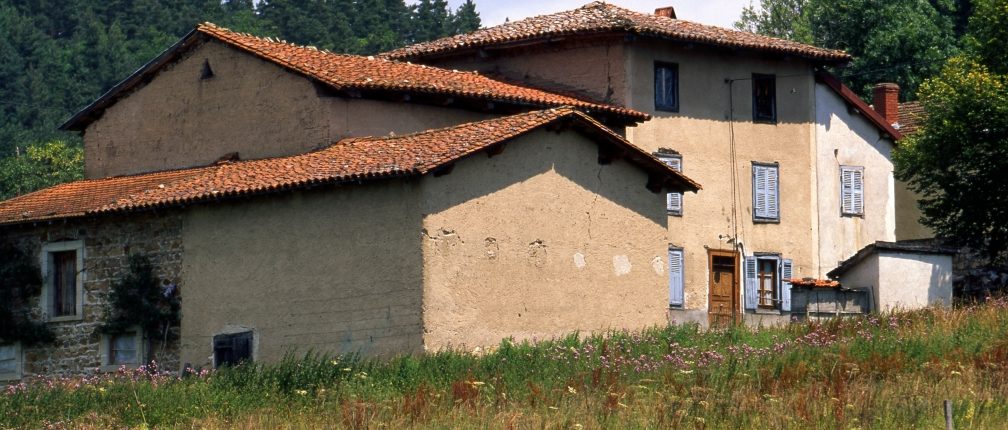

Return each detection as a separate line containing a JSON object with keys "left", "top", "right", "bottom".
{"left": 654, "top": 6, "right": 676, "bottom": 19}
{"left": 872, "top": 83, "right": 899, "bottom": 125}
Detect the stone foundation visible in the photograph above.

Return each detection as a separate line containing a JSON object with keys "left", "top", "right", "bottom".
{"left": 2, "top": 212, "right": 184, "bottom": 381}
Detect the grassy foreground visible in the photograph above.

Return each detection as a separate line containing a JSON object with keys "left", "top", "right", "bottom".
{"left": 3, "top": 301, "right": 1008, "bottom": 429}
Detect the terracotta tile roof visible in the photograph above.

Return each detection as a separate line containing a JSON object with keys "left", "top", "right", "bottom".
{"left": 383, "top": 2, "right": 850, "bottom": 63}
{"left": 61, "top": 23, "right": 646, "bottom": 131}
{"left": 4, "top": 108, "right": 699, "bottom": 226}
{"left": 815, "top": 71, "right": 902, "bottom": 141}
{"left": 789, "top": 278, "right": 841, "bottom": 289}
{"left": 898, "top": 101, "right": 924, "bottom": 136}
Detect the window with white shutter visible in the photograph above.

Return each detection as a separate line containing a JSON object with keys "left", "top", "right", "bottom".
{"left": 744, "top": 256, "right": 758, "bottom": 310}
{"left": 840, "top": 166, "right": 864, "bottom": 216}
{"left": 752, "top": 163, "right": 779, "bottom": 222}
{"left": 657, "top": 153, "right": 683, "bottom": 215}
{"left": 654, "top": 62, "right": 679, "bottom": 112}
{"left": 746, "top": 255, "right": 792, "bottom": 311}
{"left": 780, "top": 259, "right": 793, "bottom": 311}
{"left": 668, "top": 247, "right": 684, "bottom": 307}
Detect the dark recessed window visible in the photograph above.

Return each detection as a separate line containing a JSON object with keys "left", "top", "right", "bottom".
{"left": 213, "top": 331, "right": 253, "bottom": 367}
{"left": 654, "top": 62, "right": 679, "bottom": 112}
{"left": 752, "top": 74, "right": 776, "bottom": 123}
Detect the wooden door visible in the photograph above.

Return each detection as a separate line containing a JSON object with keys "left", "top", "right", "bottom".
{"left": 708, "top": 250, "right": 739, "bottom": 326}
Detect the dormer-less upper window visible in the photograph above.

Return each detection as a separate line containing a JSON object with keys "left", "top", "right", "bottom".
{"left": 752, "top": 74, "right": 776, "bottom": 123}
{"left": 654, "top": 62, "right": 679, "bottom": 112}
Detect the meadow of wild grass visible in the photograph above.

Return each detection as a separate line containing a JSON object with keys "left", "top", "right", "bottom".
{"left": 3, "top": 300, "right": 1008, "bottom": 429}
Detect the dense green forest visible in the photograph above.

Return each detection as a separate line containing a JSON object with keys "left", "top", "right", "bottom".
{"left": 0, "top": 0, "right": 479, "bottom": 198}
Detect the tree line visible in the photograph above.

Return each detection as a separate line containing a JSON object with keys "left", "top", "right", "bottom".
{"left": 0, "top": 0, "right": 479, "bottom": 198}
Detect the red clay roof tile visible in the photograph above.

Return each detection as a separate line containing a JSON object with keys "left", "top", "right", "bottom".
{"left": 789, "top": 278, "right": 841, "bottom": 288}
{"left": 62, "top": 23, "right": 646, "bottom": 131}
{"left": 383, "top": 2, "right": 850, "bottom": 63}
{"left": 4, "top": 108, "right": 698, "bottom": 226}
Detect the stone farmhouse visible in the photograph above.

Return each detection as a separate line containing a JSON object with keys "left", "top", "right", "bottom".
{"left": 0, "top": 2, "right": 921, "bottom": 380}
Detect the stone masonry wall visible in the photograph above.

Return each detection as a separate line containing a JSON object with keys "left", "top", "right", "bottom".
{"left": 2, "top": 211, "right": 183, "bottom": 380}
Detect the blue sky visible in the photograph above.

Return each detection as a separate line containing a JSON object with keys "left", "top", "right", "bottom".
{"left": 435, "top": 1, "right": 752, "bottom": 28}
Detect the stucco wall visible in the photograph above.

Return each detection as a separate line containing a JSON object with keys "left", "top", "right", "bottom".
{"left": 426, "top": 40, "right": 627, "bottom": 106}
{"left": 622, "top": 41, "right": 818, "bottom": 312}
{"left": 837, "top": 254, "right": 880, "bottom": 308}
{"left": 895, "top": 181, "right": 933, "bottom": 240}
{"left": 1, "top": 213, "right": 183, "bottom": 380}
{"left": 83, "top": 40, "right": 491, "bottom": 178}
{"left": 814, "top": 83, "right": 896, "bottom": 276}
{"left": 419, "top": 129, "right": 669, "bottom": 350}
{"left": 877, "top": 252, "right": 953, "bottom": 310}
{"left": 180, "top": 184, "right": 425, "bottom": 367}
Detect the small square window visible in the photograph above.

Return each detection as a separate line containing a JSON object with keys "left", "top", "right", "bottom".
{"left": 0, "top": 343, "right": 22, "bottom": 380}
{"left": 654, "top": 62, "right": 679, "bottom": 112}
{"left": 41, "top": 240, "right": 84, "bottom": 322}
{"left": 101, "top": 329, "right": 143, "bottom": 370}
{"left": 214, "top": 331, "right": 253, "bottom": 368}
{"left": 752, "top": 74, "right": 776, "bottom": 123}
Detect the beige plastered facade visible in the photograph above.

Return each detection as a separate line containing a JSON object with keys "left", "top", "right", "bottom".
{"left": 178, "top": 128, "right": 670, "bottom": 366}
{"left": 422, "top": 38, "right": 907, "bottom": 321}
{"left": 813, "top": 83, "right": 897, "bottom": 276}
{"left": 82, "top": 40, "right": 492, "bottom": 179}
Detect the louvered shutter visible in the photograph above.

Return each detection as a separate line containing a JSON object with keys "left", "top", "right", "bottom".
{"left": 841, "top": 168, "right": 854, "bottom": 214}
{"left": 662, "top": 156, "right": 682, "bottom": 213}
{"left": 668, "top": 248, "right": 684, "bottom": 306}
{"left": 753, "top": 166, "right": 768, "bottom": 218}
{"left": 744, "top": 256, "right": 758, "bottom": 310}
{"left": 851, "top": 169, "right": 863, "bottom": 215}
{"left": 780, "top": 259, "right": 793, "bottom": 311}
{"left": 765, "top": 165, "right": 779, "bottom": 219}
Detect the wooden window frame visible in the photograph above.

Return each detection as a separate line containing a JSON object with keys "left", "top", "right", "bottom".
{"left": 756, "top": 258, "right": 778, "bottom": 309}
{"left": 752, "top": 73, "right": 777, "bottom": 123}
{"left": 654, "top": 62, "right": 680, "bottom": 112}
{"left": 40, "top": 240, "right": 85, "bottom": 322}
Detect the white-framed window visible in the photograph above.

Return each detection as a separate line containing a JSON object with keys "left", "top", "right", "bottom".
{"left": 40, "top": 240, "right": 85, "bottom": 322}
{"left": 744, "top": 255, "right": 792, "bottom": 312}
{"left": 840, "top": 166, "right": 864, "bottom": 216}
{"left": 100, "top": 329, "right": 144, "bottom": 371}
{"left": 752, "top": 163, "right": 779, "bottom": 222}
{"left": 656, "top": 153, "right": 683, "bottom": 215}
{"left": 0, "top": 343, "right": 22, "bottom": 381}
{"left": 668, "top": 247, "right": 685, "bottom": 307}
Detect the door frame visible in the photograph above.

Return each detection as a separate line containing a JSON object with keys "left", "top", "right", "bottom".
{"left": 707, "top": 249, "right": 741, "bottom": 324}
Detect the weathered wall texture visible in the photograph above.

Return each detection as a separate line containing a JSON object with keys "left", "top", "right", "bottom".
{"left": 428, "top": 40, "right": 627, "bottom": 106}
{"left": 179, "top": 184, "right": 425, "bottom": 367}
{"left": 1, "top": 213, "right": 183, "bottom": 379}
{"left": 877, "top": 252, "right": 953, "bottom": 310}
{"left": 419, "top": 129, "right": 669, "bottom": 350}
{"left": 895, "top": 182, "right": 933, "bottom": 240}
{"left": 623, "top": 41, "right": 818, "bottom": 313}
{"left": 83, "top": 40, "right": 491, "bottom": 178}
{"left": 814, "top": 83, "right": 896, "bottom": 276}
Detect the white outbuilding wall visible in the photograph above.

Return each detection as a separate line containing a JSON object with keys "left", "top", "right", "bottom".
{"left": 832, "top": 243, "right": 954, "bottom": 312}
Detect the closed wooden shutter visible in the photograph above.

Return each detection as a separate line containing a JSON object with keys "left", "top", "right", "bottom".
{"left": 668, "top": 248, "right": 684, "bottom": 306}
{"left": 841, "top": 166, "right": 864, "bottom": 215}
{"left": 753, "top": 164, "right": 779, "bottom": 220}
{"left": 744, "top": 256, "right": 758, "bottom": 310}
{"left": 780, "top": 259, "right": 793, "bottom": 311}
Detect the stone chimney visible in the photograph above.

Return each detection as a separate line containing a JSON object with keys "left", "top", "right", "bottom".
{"left": 654, "top": 6, "right": 676, "bottom": 19}
{"left": 872, "top": 83, "right": 899, "bottom": 125}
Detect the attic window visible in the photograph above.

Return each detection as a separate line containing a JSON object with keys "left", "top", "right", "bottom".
{"left": 200, "top": 60, "right": 214, "bottom": 80}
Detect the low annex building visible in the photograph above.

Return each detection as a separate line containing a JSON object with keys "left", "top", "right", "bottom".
{"left": 0, "top": 108, "right": 698, "bottom": 379}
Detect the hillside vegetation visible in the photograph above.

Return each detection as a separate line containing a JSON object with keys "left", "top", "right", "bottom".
{"left": 3, "top": 301, "right": 1007, "bottom": 429}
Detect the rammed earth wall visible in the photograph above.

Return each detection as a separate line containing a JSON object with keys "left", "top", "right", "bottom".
{"left": 2, "top": 212, "right": 183, "bottom": 380}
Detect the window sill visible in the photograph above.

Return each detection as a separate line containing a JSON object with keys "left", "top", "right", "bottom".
{"left": 752, "top": 218, "right": 780, "bottom": 224}
{"left": 667, "top": 211, "right": 683, "bottom": 217}
{"left": 841, "top": 213, "right": 865, "bottom": 218}
{"left": 47, "top": 314, "right": 84, "bottom": 323}
{"left": 754, "top": 308, "right": 782, "bottom": 315}
{"left": 752, "top": 118, "right": 777, "bottom": 125}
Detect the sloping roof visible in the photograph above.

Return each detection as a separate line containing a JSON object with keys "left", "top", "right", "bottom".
{"left": 3, "top": 108, "right": 699, "bottom": 227}
{"left": 60, "top": 23, "right": 647, "bottom": 131}
{"left": 815, "top": 71, "right": 903, "bottom": 141}
{"left": 898, "top": 101, "right": 924, "bottom": 136}
{"left": 827, "top": 240, "right": 958, "bottom": 279}
{"left": 383, "top": 2, "right": 850, "bottom": 63}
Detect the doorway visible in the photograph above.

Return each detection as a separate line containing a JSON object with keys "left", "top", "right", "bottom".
{"left": 708, "top": 249, "right": 740, "bottom": 326}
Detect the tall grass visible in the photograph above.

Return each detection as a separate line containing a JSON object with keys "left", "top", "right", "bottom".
{"left": 3, "top": 300, "right": 1008, "bottom": 429}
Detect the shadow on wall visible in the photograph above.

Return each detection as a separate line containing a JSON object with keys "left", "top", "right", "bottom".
{"left": 420, "top": 129, "right": 667, "bottom": 228}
